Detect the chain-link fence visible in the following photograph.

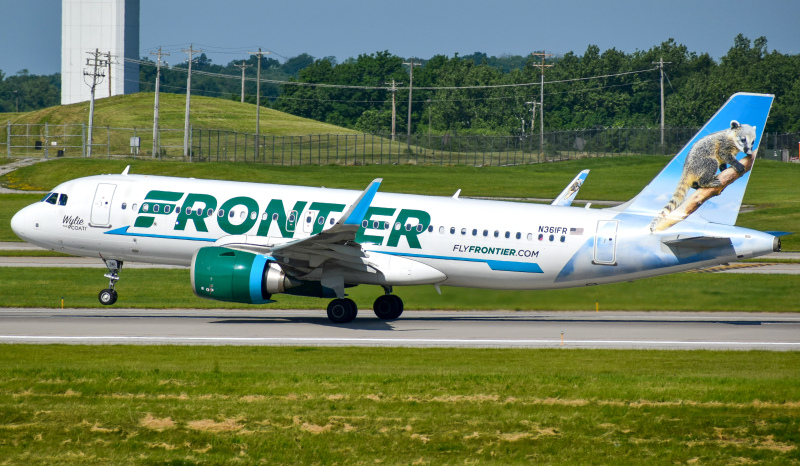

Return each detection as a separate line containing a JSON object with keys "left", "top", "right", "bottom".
{"left": 2, "top": 122, "right": 798, "bottom": 165}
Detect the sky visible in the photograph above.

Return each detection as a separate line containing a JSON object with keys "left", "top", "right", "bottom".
{"left": 1, "top": 0, "right": 799, "bottom": 76}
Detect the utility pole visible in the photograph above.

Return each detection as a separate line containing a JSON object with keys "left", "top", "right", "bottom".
{"left": 530, "top": 52, "right": 553, "bottom": 159}
{"left": 248, "top": 48, "right": 269, "bottom": 160}
{"left": 652, "top": 57, "right": 671, "bottom": 147}
{"left": 182, "top": 44, "right": 202, "bottom": 159}
{"left": 427, "top": 98, "right": 432, "bottom": 148}
{"left": 233, "top": 61, "right": 252, "bottom": 103}
{"left": 525, "top": 101, "right": 538, "bottom": 135}
{"left": 83, "top": 48, "right": 107, "bottom": 157}
{"left": 384, "top": 79, "right": 402, "bottom": 141}
{"left": 403, "top": 58, "right": 422, "bottom": 151}
{"left": 13, "top": 90, "right": 18, "bottom": 113}
{"left": 150, "top": 47, "right": 169, "bottom": 158}
{"left": 105, "top": 51, "right": 117, "bottom": 98}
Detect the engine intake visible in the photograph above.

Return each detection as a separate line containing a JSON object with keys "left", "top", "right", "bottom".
{"left": 191, "top": 246, "right": 299, "bottom": 304}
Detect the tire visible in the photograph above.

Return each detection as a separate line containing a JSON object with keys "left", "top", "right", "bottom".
{"left": 327, "top": 298, "right": 357, "bottom": 324}
{"left": 374, "top": 294, "right": 403, "bottom": 320}
{"left": 98, "top": 289, "right": 117, "bottom": 305}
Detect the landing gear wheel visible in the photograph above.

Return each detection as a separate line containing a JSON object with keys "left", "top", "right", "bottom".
{"left": 98, "top": 289, "right": 118, "bottom": 305}
{"left": 373, "top": 294, "right": 403, "bottom": 320}
{"left": 327, "top": 298, "right": 358, "bottom": 324}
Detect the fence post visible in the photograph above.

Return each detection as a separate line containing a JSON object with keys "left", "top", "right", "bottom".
{"left": 106, "top": 126, "right": 110, "bottom": 158}
{"left": 189, "top": 125, "right": 193, "bottom": 163}
{"left": 7, "top": 121, "right": 11, "bottom": 158}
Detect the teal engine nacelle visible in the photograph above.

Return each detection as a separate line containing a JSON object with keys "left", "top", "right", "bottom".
{"left": 190, "top": 246, "right": 300, "bottom": 304}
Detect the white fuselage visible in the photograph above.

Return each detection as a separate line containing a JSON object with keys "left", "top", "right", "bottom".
{"left": 11, "top": 173, "right": 777, "bottom": 291}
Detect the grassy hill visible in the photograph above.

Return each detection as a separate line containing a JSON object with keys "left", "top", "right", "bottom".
{"left": 0, "top": 92, "right": 358, "bottom": 136}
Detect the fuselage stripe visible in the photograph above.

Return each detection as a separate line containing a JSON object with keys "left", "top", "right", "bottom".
{"left": 377, "top": 251, "right": 544, "bottom": 273}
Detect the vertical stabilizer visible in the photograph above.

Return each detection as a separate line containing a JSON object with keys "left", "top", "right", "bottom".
{"left": 623, "top": 93, "right": 773, "bottom": 230}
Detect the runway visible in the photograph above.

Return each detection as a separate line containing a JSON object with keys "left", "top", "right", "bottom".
{"left": 1, "top": 308, "right": 799, "bottom": 350}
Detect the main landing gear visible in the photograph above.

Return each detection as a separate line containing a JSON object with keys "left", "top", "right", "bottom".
{"left": 325, "top": 286, "right": 404, "bottom": 324}
{"left": 98, "top": 259, "right": 122, "bottom": 305}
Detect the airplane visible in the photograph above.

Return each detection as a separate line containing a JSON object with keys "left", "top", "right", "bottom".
{"left": 10, "top": 93, "right": 782, "bottom": 323}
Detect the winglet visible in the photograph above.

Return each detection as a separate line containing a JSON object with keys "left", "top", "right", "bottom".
{"left": 552, "top": 169, "right": 589, "bottom": 206}
{"left": 342, "top": 178, "right": 382, "bottom": 226}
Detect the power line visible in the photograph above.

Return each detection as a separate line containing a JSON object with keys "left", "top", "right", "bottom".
{"left": 402, "top": 58, "right": 421, "bottom": 150}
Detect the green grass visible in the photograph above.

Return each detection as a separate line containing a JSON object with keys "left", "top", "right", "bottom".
{"left": 3, "top": 93, "right": 358, "bottom": 137}
{"left": 0, "top": 193, "right": 41, "bottom": 241}
{"left": 0, "top": 250, "right": 73, "bottom": 257}
{"left": 1, "top": 267, "right": 798, "bottom": 311}
{"left": 0, "top": 345, "right": 798, "bottom": 464}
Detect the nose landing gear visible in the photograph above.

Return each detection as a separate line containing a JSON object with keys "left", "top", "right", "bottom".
{"left": 98, "top": 259, "right": 122, "bottom": 305}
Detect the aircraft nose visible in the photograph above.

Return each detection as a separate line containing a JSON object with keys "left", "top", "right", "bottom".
{"left": 10, "top": 208, "right": 28, "bottom": 240}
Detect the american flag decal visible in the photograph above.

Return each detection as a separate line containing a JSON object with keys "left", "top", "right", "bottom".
{"left": 570, "top": 227, "right": 584, "bottom": 235}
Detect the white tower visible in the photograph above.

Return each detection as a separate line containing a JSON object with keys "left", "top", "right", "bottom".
{"left": 61, "top": 0, "right": 140, "bottom": 105}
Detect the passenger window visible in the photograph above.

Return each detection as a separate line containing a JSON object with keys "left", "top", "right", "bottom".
{"left": 362, "top": 220, "right": 369, "bottom": 228}
{"left": 461, "top": 228, "right": 466, "bottom": 235}
{"left": 439, "top": 226, "right": 445, "bottom": 234}
{"left": 516, "top": 232, "right": 521, "bottom": 240}
{"left": 450, "top": 227, "right": 455, "bottom": 234}
{"left": 505, "top": 231, "right": 510, "bottom": 239}
{"left": 417, "top": 224, "right": 424, "bottom": 232}
{"left": 132, "top": 203, "right": 138, "bottom": 212}
{"left": 483, "top": 230, "right": 488, "bottom": 237}
{"left": 58, "top": 194, "right": 68, "bottom": 206}
{"left": 394, "top": 222, "right": 401, "bottom": 230}
{"left": 560, "top": 235, "right": 566, "bottom": 242}
{"left": 538, "top": 234, "right": 544, "bottom": 241}
{"left": 289, "top": 212, "right": 296, "bottom": 223}
{"left": 44, "top": 193, "right": 58, "bottom": 205}
{"left": 164, "top": 205, "right": 171, "bottom": 214}
{"left": 240, "top": 211, "right": 246, "bottom": 219}
{"left": 153, "top": 204, "right": 159, "bottom": 213}
{"left": 405, "top": 224, "right": 412, "bottom": 231}
{"left": 250, "top": 212, "right": 257, "bottom": 220}
{"left": 121, "top": 202, "right": 127, "bottom": 210}
{"left": 272, "top": 213, "right": 279, "bottom": 221}
{"left": 318, "top": 216, "right": 325, "bottom": 225}
{"left": 549, "top": 234, "right": 554, "bottom": 241}
{"left": 261, "top": 213, "right": 267, "bottom": 221}
{"left": 207, "top": 208, "right": 213, "bottom": 217}
{"left": 330, "top": 217, "right": 335, "bottom": 225}
{"left": 197, "top": 208, "right": 203, "bottom": 216}
{"left": 427, "top": 225, "right": 433, "bottom": 233}
{"left": 186, "top": 207, "right": 192, "bottom": 215}
{"left": 472, "top": 229, "right": 477, "bottom": 236}
{"left": 527, "top": 233, "right": 533, "bottom": 240}
{"left": 229, "top": 210, "right": 235, "bottom": 218}
{"left": 218, "top": 209, "right": 224, "bottom": 217}
{"left": 494, "top": 230, "right": 499, "bottom": 238}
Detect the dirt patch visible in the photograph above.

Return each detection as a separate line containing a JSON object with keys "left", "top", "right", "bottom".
{"left": 90, "top": 423, "right": 117, "bottom": 433}
{"left": 240, "top": 395, "right": 265, "bottom": 402}
{"left": 139, "top": 414, "right": 175, "bottom": 431}
{"left": 411, "top": 433, "right": 430, "bottom": 444}
{"left": 365, "top": 394, "right": 382, "bottom": 401}
{"left": 499, "top": 432, "right": 532, "bottom": 442}
{"left": 187, "top": 418, "right": 243, "bottom": 432}
{"left": 63, "top": 389, "right": 81, "bottom": 397}
{"left": 147, "top": 442, "right": 177, "bottom": 450}
{"left": 430, "top": 394, "right": 499, "bottom": 403}
{"left": 326, "top": 394, "right": 346, "bottom": 401}
{"left": 301, "top": 422, "right": 333, "bottom": 434}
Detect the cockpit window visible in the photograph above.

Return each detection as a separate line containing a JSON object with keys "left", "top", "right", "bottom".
{"left": 58, "top": 194, "right": 68, "bottom": 206}
{"left": 42, "top": 193, "right": 58, "bottom": 204}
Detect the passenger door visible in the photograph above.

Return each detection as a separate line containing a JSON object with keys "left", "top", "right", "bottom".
{"left": 90, "top": 183, "right": 116, "bottom": 227}
{"left": 593, "top": 220, "right": 618, "bottom": 265}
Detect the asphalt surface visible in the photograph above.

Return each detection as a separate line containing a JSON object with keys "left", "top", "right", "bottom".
{"left": 0, "top": 309, "right": 799, "bottom": 350}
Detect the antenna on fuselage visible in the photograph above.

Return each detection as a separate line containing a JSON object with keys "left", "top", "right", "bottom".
{"left": 452, "top": 189, "right": 461, "bottom": 199}
{"left": 121, "top": 165, "right": 130, "bottom": 176}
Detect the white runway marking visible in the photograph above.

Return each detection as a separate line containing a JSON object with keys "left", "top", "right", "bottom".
{"left": 2, "top": 335, "right": 799, "bottom": 347}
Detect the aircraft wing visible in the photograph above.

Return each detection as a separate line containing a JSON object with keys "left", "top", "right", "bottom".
{"left": 551, "top": 169, "right": 589, "bottom": 206}
{"left": 216, "top": 179, "right": 383, "bottom": 294}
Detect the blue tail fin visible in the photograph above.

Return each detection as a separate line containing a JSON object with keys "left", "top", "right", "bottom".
{"left": 623, "top": 93, "right": 773, "bottom": 229}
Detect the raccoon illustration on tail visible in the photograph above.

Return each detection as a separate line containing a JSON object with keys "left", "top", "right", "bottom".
{"left": 649, "top": 120, "right": 756, "bottom": 232}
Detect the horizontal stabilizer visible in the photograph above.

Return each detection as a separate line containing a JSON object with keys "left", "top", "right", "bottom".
{"left": 662, "top": 236, "right": 732, "bottom": 257}
{"left": 765, "top": 231, "right": 793, "bottom": 237}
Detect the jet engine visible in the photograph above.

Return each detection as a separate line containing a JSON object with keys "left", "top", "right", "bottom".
{"left": 191, "top": 246, "right": 299, "bottom": 304}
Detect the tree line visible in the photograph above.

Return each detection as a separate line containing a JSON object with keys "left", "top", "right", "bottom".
{"left": 1, "top": 35, "right": 798, "bottom": 134}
